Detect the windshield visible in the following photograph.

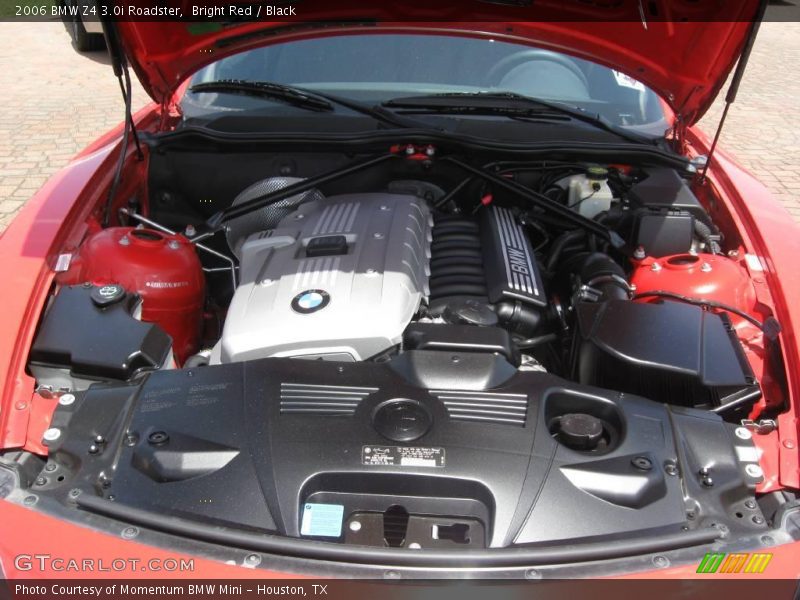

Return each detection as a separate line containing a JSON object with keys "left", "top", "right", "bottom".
{"left": 184, "top": 34, "right": 667, "bottom": 135}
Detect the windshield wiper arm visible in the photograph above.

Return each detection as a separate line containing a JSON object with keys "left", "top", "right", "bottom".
{"left": 191, "top": 80, "right": 335, "bottom": 112}
{"left": 383, "top": 92, "right": 654, "bottom": 145}
{"left": 191, "top": 80, "right": 438, "bottom": 130}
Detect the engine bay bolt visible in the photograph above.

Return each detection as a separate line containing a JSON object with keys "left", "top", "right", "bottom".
{"left": 664, "top": 462, "right": 678, "bottom": 476}
{"left": 147, "top": 431, "right": 170, "bottom": 446}
{"left": 761, "top": 535, "right": 775, "bottom": 545}
{"left": 700, "top": 262, "right": 712, "bottom": 273}
{"left": 58, "top": 393, "right": 76, "bottom": 406}
{"left": 380, "top": 205, "right": 390, "bottom": 211}
{"left": 650, "top": 262, "right": 662, "bottom": 272}
{"left": 425, "top": 146, "right": 436, "bottom": 157}
{"left": 451, "top": 355, "right": 461, "bottom": 363}
{"left": 94, "top": 434, "right": 106, "bottom": 444}
{"left": 408, "top": 542, "right": 422, "bottom": 549}
{"left": 405, "top": 145, "right": 416, "bottom": 156}
{"left": 633, "top": 246, "right": 646, "bottom": 260}
{"left": 384, "top": 570, "right": 401, "bottom": 580}
{"left": 524, "top": 569, "right": 542, "bottom": 580}
{"left": 68, "top": 488, "right": 81, "bottom": 499}
{"left": 184, "top": 224, "right": 197, "bottom": 237}
{"left": 783, "top": 440, "right": 796, "bottom": 449}
{"left": 245, "top": 554, "right": 261, "bottom": 567}
{"left": 15, "top": 402, "right": 27, "bottom": 410}
{"left": 752, "top": 515, "right": 765, "bottom": 525}
{"left": 121, "top": 527, "right": 139, "bottom": 539}
{"left": 699, "top": 466, "right": 710, "bottom": 476}
{"left": 632, "top": 457, "right": 652, "bottom": 471}
{"left": 735, "top": 427, "right": 752, "bottom": 440}
{"left": 88, "top": 444, "right": 99, "bottom": 455}
{"left": 373, "top": 232, "right": 384, "bottom": 239}
{"left": 686, "top": 511, "right": 696, "bottom": 520}
{"left": 43, "top": 428, "right": 61, "bottom": 442}
{"left": 349, "top": 520, "right": 362, "bottom": 532}
{"left": 702, "top": 476, "right": 714, "bottom": 487}
{"left": 745, "top": 464, "right": 764, "bottom": 479}
{"left": 44, "top": 463, "right": 57, "bottom": 472}
{"left": 119, "top": 236, "right": 130, "bottom": 246}
{"left": 168, "top": 240, "right": 181, "bottom": 250}
{"left": 35, "top": 477, "right": 47, "bottom": 486}
{"left": 652, "top": 555, "right": 670, "bottom": 569}
{"left": 745, "top": 500, "right": 757, "bottom": 509}
{"left": 23, "top": 495, "right": 37, "bottom": 506}
{"left": 728, "top": 250, "right": 740, "bottom": 258}
{"left": 125, "top": 432, "right": 138, "bottom": 446}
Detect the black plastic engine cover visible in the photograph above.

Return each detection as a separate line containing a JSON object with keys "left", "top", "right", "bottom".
{"left": 480, "top": 206, "right": 547, "bottom": 307}
{"left": 41, "top": 356, "right": 766, "bottom": 549}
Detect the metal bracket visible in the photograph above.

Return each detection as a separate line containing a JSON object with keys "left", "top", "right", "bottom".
{"left": 741, "top": 419, "right": 778, "bottom": 435}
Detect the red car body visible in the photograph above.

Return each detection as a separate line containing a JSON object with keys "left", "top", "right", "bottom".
{"left": 1, "top": 2, "right": 799, "bottom": 579}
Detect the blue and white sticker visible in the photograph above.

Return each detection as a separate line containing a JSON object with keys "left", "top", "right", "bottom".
{"left": 300, "top": 503, "right": 344, "bottom": 537}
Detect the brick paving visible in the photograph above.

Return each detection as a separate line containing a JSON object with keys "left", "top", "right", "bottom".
{"left": 0, "top": 22, "right": 146, "bottom": 231}
{"left": 0, "top": 21, "right": 798, "bottom": 232}
{"left": 699, "top": 22, "right": 800, "bottom": 222}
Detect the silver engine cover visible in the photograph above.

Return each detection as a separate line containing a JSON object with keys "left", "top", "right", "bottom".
{"left": 215, "top": 193, "right": 432, "bottom": 363}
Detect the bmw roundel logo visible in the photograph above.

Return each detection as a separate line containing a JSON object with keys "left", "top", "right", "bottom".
{"left": 291, "top": 289, "right": 330, "bottom": 314}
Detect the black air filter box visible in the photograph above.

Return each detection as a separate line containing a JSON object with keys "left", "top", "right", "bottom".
{"left": 575, "top": 300, "right": 759, "bottom": 413}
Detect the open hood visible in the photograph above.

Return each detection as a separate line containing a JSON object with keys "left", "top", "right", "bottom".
{"left": 112, "top": 0, "right": 763, "bottom": 125}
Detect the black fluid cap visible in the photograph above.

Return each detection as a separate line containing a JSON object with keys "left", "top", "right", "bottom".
{"left": 443, "top": 299, "right": 499, "bottom": 327}
{"left": 373, "top": 399, "right": 431, "bottom": 442}
{"left": 90, "top": 284, "right": 126, "bottom": 307}
{"left": 558, "top": 413, "right": 604, "bottom": 451}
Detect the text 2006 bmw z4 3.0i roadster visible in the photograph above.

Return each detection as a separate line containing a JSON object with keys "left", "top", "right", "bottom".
{"left": 1, "top": 0, "right": 799, "bottom": 579}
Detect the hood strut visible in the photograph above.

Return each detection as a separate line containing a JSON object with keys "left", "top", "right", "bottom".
{"left": 700, "top": 0, "right": 766, "bottom": 182}
{"left": 101, "top": 21, "right": 144, "bottom": 226}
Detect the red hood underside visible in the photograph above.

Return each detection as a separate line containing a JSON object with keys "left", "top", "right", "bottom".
{"left": 114, "top": 0, "right": 762, "bottom": 125}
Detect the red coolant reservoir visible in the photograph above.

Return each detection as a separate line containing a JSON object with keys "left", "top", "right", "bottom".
{"left": 630, "top": 253, "right": 757, "bottom": 326}
{"left": 61, "top": 227, "right": 205, "bottom": 363}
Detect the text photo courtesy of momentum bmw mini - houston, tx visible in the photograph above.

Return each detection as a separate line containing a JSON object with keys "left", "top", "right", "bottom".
{"left": 0, "top": 0, "right": 800, "bottom": 596}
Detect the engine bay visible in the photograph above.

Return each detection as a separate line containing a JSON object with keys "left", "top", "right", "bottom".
{"left": 19, "top": 140, "right": 794, "bottom": 557}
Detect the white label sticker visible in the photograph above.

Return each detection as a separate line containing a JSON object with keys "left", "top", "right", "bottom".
{"left": 54, "top": 253, "right": 72, "bottom": 272}
{"left": 613, "top": 70, "right": 645, "bottom": 91}
{"left": 362, "top": 446, "right": 445, "bottom": 468}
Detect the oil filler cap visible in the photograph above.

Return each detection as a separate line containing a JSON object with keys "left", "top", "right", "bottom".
{"left": 558, "top": 413, "right": 604, "bottom": 451}
{"left": 90, "top": 284, "right": 126, "bottom": 307}
{"left": 373, "top": 399, "right": 431, "bottom": 442}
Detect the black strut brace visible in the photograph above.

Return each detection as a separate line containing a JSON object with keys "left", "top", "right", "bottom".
{"left": 205, "top": 151, "right": 626, "bottom": 252}
{"left": 206, "top": 153, "right": 400, "bottom": 230}
{"left": 441, "top": 156, "right": 627, "bottom": 251}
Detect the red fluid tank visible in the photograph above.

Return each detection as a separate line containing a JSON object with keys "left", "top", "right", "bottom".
{"left": 61, "top": 227, "right": 205, "bottom": 364}
{"left": 630, "top": 253, "right": 757, "bottom": 327}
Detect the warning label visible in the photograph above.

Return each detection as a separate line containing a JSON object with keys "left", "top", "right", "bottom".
{"left": 362, "top": 445, "right": 445, "bottom": 468}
